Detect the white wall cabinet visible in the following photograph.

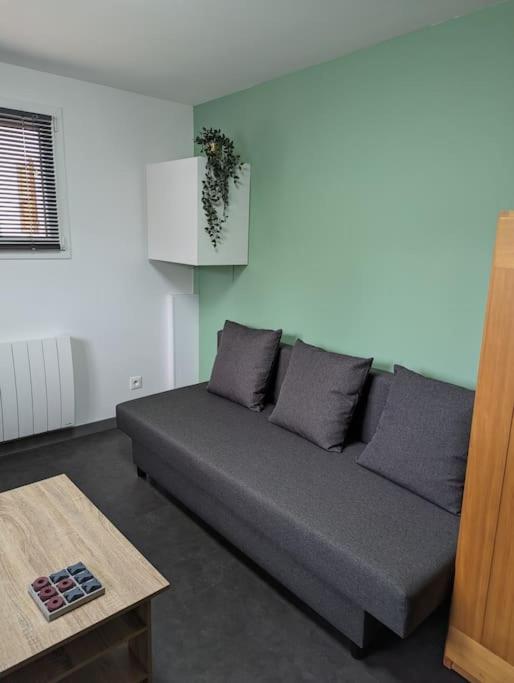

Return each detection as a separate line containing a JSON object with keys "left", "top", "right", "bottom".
{"left": 146, "top": 156, "right": 250, "bottom": 266}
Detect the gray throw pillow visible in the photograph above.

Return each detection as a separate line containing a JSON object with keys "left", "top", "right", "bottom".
{"left": 268, "top": 340, "right": 373, "bottom": 451}
{"left": 207, "top": 321, "right": 282, "bottom": 411}
{"left": 357, "top": 365, "right": 474, "bottom": 514}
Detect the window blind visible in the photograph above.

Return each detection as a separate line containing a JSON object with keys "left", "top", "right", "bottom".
{"left": 0, "top": 106, "right": 61, "bottom": 250}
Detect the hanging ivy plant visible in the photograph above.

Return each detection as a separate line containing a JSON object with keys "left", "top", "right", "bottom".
{"left": 194, "top": 127, "right": 243, "bottom": 248}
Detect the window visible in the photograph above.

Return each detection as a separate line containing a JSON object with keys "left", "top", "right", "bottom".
{"left": 0, "top": 104, "right": 68, "bottom": 256}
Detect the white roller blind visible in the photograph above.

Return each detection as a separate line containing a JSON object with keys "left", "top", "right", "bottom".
{"left": 0, "top": 106, "right": 61, "bottom": 251}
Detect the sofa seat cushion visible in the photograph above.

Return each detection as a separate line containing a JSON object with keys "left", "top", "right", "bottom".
{"left": 117, "top": 383, "right": 459, "bottom": 637}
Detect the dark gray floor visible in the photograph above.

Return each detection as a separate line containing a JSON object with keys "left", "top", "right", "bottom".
{"left": 0, "top": 429, "right": 461, "bottom": 683}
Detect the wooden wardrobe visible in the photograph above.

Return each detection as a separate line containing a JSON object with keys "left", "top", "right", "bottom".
{"left": 445, "top": 211, "right": 514, "bottom": 682}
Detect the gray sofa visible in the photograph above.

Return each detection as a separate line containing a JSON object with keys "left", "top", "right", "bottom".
{"left": 116, "top": 343, "right": 465, "bottom": 657}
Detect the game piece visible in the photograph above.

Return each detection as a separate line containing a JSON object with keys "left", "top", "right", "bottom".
{"left": 46, "top": 596, "right": 65, "bottom": 612}
{"left": 49, "top": 570, "right": 68, "bottom": 584}
{"left": 63, "top": 587, "right": 83, "bottom": 603}
{"left": 38, "top": 586, "right": 57, "bottom": 601}
{"left": 67, "top": 562, "right": 87, "bottom": 576}
{"left": 75, "top": 571, "right": 93, "bottom": 584}
{"left": 32, "top": 577, "right": 49, "bottom": 591}
{"left": 56, "top": 578, "right": 75, "bottom": 592}
{"left": 82, "top": 578, "right": 102, "bottom": 594}
{"left": 28, "top": 562, "right": 105, "bottom": 621}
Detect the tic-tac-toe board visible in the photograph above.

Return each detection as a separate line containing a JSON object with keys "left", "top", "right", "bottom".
{"left": 28, "top": 562, "right": 105, "bottom": 622}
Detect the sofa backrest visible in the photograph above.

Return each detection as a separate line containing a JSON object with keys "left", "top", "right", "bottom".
{"left": 216, "top": 331, "right": 391, "bottom": 443}
{"left": 215, "top": 330, "right": 475, "bottom": 447}
{"left": 351, "top": 370, "right": 393, "bottom": 443}
{"left": 270, "top": 343, "right": 392, "bottom": 443}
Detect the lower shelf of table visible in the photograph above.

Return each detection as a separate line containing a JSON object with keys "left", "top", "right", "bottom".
{"left": 4, "top": 607, "right": 150, "bottom": 683}
{"left": 64, "top": 647, "right": 147, "bottom": 683}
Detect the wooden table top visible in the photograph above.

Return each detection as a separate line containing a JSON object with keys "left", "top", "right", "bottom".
{"left": 0, "top": 474, "right": 169, "bottom": 675}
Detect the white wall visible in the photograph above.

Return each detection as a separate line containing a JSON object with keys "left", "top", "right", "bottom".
{"left": 0, "top": 61, "right": 197, "bottom": 425}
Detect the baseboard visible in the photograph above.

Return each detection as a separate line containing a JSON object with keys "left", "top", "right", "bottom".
{"left": 0, "top": 418, "right": 117, "bottom": 458}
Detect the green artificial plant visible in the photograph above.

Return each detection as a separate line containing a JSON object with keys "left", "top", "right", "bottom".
{"left": 195, "top": 127, "right": 243, "bottom": 248}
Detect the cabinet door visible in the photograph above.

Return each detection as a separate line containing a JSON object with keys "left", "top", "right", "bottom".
{"left": 482, "top": 411, "right": 514, "bottom": 662}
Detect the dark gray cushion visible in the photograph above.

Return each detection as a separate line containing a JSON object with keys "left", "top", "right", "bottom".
{"left": 357, "top": 365, "right": 474, "bottom": 514}
{"left": 271, "top": 344, "right": 393, "bottom": 443}
{"left": 269, "top": 340, "right": 372, "bottom": 451}
{"left": 117, "top": 383, "right": 460, "bottom": 637}
{"left": 208, "top": 320, "right": 281, "bottom": 411}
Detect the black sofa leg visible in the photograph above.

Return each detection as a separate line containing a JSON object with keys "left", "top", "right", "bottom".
{"left": 136, "top": 466, "right": 147, "bottom": 479}
{"left": 349, "top": 643, "right": 367, "bottom": 660}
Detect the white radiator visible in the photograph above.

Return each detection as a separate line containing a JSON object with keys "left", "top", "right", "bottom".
{"left": 0, "top": 336, "right": 75, "bottom": 442}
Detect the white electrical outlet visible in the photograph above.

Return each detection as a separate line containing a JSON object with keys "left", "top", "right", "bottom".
{"left": 129, "top": 375, "right": 143, "bottom": 390}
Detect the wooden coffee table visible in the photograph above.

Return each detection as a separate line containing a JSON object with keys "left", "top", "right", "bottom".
{"left": 0, "top": 474, "right": 169, "bottom": 682}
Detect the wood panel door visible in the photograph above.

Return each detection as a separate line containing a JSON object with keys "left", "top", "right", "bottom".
{"left": 482, "top": 409, "right": 514, "bottom": 662}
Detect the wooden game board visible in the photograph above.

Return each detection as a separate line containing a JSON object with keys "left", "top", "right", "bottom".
{"left": 0, "top": 475, "right": 169, "bottom": 682}
{"left": 28, "top": 561, "right": 105, "bottom": 622}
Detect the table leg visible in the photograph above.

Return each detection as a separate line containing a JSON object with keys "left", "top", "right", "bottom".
{"left": 129, "top": 601, "right": 152, "bottom": 681}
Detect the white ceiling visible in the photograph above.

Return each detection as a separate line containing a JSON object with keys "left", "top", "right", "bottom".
{"left": 0, "top": 0, "right": 500, "bottom": 105}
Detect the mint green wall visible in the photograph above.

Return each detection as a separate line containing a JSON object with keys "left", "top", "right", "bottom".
{"left": 194, "top": 1, "right": 514, "bottom": 387}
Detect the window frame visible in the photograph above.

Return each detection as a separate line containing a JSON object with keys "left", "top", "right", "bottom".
{"left": 0, "top": 97, "right": 71, "bottom": 260}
